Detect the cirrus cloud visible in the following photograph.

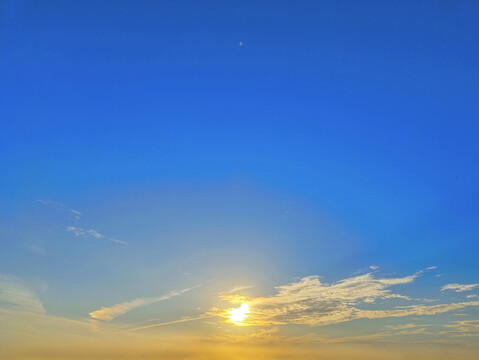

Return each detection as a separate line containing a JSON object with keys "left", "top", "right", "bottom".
{"left": 441, "top": 283, "right": 479, "bottom": 293}
{"left": 90, "top": 285, "right": 200, "bottom": 321}
{"left": 214, "top": 271, "right": 479, "bottom": 327}
{"left": 0, "top": 275, "right": 45, "bottom": 314}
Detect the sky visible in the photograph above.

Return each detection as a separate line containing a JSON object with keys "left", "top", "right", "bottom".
{"left": 1, "top": 1, "right": 479, "bottom": 359}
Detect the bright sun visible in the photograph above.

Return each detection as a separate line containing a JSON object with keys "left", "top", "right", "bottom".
{"left": 228, "top": 303, "right": 250, "bottom": 325}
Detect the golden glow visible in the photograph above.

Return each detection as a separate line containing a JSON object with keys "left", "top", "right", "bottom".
{"left": 228, "top": 303, "right": 249, "bottom": 325}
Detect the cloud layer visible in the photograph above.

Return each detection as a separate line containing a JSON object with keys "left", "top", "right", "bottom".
{"left": 216, "top": 271, "right": 479, "bottom": 326}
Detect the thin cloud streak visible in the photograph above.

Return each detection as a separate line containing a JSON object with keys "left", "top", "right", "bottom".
{"left": 35, "top": 198, "right": 127, "bottom": 245}
{"left": 90, "top": 285, "right": 201, "bottom": 321}
{"left": 36, "top": 199, "right": 82, "bottom": 221}
{"left": 67, "top": 226, "right": 128, "bottom": 245}
{"left": 441, "top": 283, "right": 479, "bottom": 292}
{"left": 128, "top": 315, "right": 214, "bottom": 332}
{"left": 223, "top": 285, "right": 256, "bottom": 295}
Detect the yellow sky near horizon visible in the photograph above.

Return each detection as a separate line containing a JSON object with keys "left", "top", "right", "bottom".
{"left": 2, "top": 270, "right": 479, "bottom": 360}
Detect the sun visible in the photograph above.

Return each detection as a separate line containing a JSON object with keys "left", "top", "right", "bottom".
{"left": 228, "top": 303, "right": 250, "bottom": 325}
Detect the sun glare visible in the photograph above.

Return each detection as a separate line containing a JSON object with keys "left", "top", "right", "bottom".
{"left": 228, "top": 303, "right": 250, "bottom": 325}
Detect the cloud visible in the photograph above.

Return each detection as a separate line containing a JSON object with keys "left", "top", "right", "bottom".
{"left": 128, "top": 315, "right": 214, "bottom": 332}
{"left": 36, "top": 199, "right": 82, "bottom": 221}
{"left": 426, "top": 266, "right": 437, "bottom": 270}
{"left": 34, "top": 198, "right": 132, "bottom": 247}
{"left": 444, "top": 320, "right": 479, "bottom": 334}
{"left": 90, "top": 285, "right": 200, "bottom": 321}
{"left": 0, "top": 275, "right": 45, "bottom": 314}
{"left": 357, "top": 301, "right": 479, "bottom": 320}
{"left": 214, "top": 271, "right": 479, "bottom": 327}
{"left": 384, "top": 323, "right": 421, "bottom": 330}
{"left": 67, "top": 226, "right": 128, "bottom": 245}
{"left": 441, "top": 284, "right": 479, "bottom": 292}
{"left": 36, "top": 198, "right": 127, "bottom": 245}
{"left": 370, "top": 265, "right": 379, "bottom": 270}
{"left": 215, "top": 272, "right": 419, "bottom": 326}
{"left": 223, "top": 285, "right": 256, "bottom": 295}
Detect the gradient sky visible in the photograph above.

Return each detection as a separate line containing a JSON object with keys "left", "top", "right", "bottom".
{"left": 1, "top": 1, "right": 479, "bottom": 359}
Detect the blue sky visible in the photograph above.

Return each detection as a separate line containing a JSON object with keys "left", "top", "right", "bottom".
{"left": 1, "top": 1, "right": 479, "bottom": 358}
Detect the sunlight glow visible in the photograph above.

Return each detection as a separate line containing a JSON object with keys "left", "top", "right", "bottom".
{"left": 228, "top": 303, "right": 249, "bottom": 325}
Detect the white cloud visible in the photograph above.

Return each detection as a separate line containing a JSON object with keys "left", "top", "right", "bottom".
{"left": 36, "top": 199, "right": 82, "bottom": 221}
{"left": 35, "top": 199, "right": 128, "bottom": 245}
{"left": 358, "top": 301, "right": 479, "bottom": 320}
{"left": 216, "top": 271, "right": 479, "bottom": 327}
{"left": 216, "top": 272, "right": 420, "bottom": 326}
{"left": 67, "top": 226, "right": 127, "bottom": 245}
{"left": 441, "top": 283, "right": 479, "bottom": 292}
{"left": 90, "top": 285, "right": 200, "bottom": 321}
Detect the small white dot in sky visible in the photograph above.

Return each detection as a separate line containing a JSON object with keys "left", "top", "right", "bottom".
{"left": 239, "top": 42, "right": 243, "bottom": 46}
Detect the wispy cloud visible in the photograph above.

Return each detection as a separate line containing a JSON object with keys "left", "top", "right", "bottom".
{"left": 353, "top": 265, "right": 379, "bottom": 275}
{"left": 215, "top": 272, "right": 420, "bottom": 326}
{"left": 90, "top": 285, "right": 200, "bottom": 321}
{"left": 441, "top": 283, "right": 479, "bottom": 292}
{"left": 36, "top": 198, "right": 127, "bottom": 245}
{"left": 67, "top": 226, "right": 128, "bottom": 245}
{"left": 0, "top": 275, "right": 45, "bottom": 314}
{"left": 384, "top": 323, "right": 421, "bottom": 330}
{"left": 128, "top": 315, "right": 214, "bottom": 332}
{"left": 222, "top": 285, "right": 256, "bottom": 295}
{"left": 215, "top": 271, "right": 479, "bottom": 327}
{"left": 358, "top": 301, "right": 479, "bottom": 320}
{"left": 36, "top": 199, "right": 82, "bottom": 221}
{"left": 444, "top": 320, "right": 479, "bottom": 334}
